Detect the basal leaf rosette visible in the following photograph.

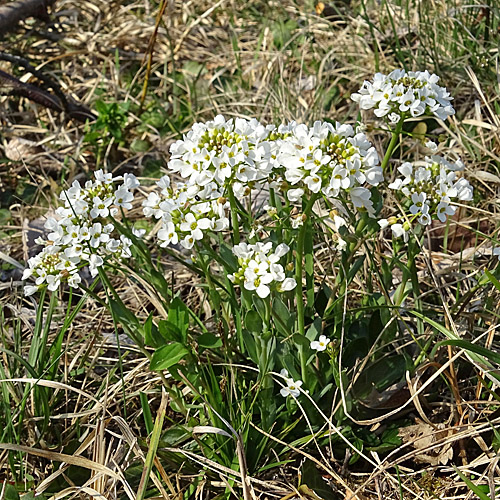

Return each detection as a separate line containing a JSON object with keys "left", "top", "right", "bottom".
{"left": 22, "top": 170, "right": 140, "bottom": 296}
{"left": 277, "top": 121, "right": 382, "bottom": 215}
{"left": 351, "top": 69, "right": 455, "bottom": 123}
{"left": 228, "top": 242, "right": 297, "bottom": 299}
{"left": 167, "top": 114, "right": 273, "bottom": 199}
{"left": 379, "top": 154, "right": 473, "bottom": 241}
{"left": 143, "top": 176, "right": 230, "bottom": 250}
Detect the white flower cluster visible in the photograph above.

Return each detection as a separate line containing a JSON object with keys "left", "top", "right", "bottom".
{"left": 279, "top": 369, "right": 303, "bottom": 397}
{"left": 276, "top": 121, "right": 382, "bottom": 213}
{"left": 379, "top": 154, "right": 473, "bottom": 241}
{"left": 160, "top": 115, "right": 381, "bottom": 214}
{"left": 22, "top": 170, "right": 140, "bottom": 296}
{"left": 167, "top": 114, "right": 273, "bottom": 198}
{"left": 142, "top": 176, "right": 230, "bottom": 249}
{"left": 351, "top": 69, "right": 455, "bottom": 122}
{"left": 228, "top": 242, "right": 297, "bottom": 298}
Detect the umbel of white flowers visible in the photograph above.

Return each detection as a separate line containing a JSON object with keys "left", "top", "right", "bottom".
{"left": 351, "top": 69, "right": 455, "bottom": 122}
{"left": 378, "top": 155, "right": 473, "bottom": 241}
{"left": 228, "top": 242, "right": 296, "bottom": 299}
{"left": 22, "top": 170, "right": 141, "bottom": 296}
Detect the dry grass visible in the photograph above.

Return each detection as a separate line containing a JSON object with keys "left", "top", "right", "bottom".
{"left": 1, "top": 0, "right": 500, "bottom": 498}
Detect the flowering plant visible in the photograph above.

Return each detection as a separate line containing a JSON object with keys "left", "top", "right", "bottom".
{"left": 23, "top": 69, "right": 490, "bottom": 482}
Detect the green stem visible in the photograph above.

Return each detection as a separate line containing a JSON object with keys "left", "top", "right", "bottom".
{"left": 380, "top": 119, "right": 403, "bottom": 172}
{"left": 269, "top": 187, "right": 283, "bottom": 241}
{"left": 228, "top": 186, "right": 240, "bottom": 245}
{"left": 295, "top": 195, "right": 317, "bottom": 385}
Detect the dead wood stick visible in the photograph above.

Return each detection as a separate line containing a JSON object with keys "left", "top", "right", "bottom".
{"left": 0, "top": 0, "right": 56, "bottom": 36}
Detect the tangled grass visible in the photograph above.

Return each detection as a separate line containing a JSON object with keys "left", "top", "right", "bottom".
{"left": 1, "top": 0, "right": 500, "bottom": 499}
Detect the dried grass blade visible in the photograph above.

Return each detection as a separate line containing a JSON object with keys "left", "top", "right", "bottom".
{"left": 0, "top": 443, "right": 120, "bottom": 479}
{"left": 136, "top": 388, "right": 169, "bottom": 500}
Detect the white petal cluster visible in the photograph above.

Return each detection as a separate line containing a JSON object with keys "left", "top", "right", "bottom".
{"left": 142, "top": 176, "right": 230, "bottom": 249}
{"left": 167, "top": 114, "right": 272, "bottom": 198}
{"left": 228, "top": 242, "right": 296, "bottom": 298}
{"left": 22, "top": 170, "right": 140, "bottom": 296}
{"left": 380, "top": 154, "right": 473, "bottom": 240}
{"left": 351, "top": 69, "right": 455, "bottom": 121}
{"left": 276, "top": 121, "right": 382, "bottom": 214}
{"left": 160, "top": 115, "right": 381, "bottom": 215}
{"left": 279, "top": 369, "right": 303, "bottom": 397}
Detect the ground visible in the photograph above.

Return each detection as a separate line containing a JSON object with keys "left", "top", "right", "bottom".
{"left": 0, "top": 0, "right": 499, "bottom": 499}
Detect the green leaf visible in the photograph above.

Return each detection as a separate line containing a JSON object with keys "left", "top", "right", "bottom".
{"left": 431, "top": 339, "right": 500, "bottom": 365}
{"left": 452, "top": 466, "right": 491, "bottom": 500}
{"left": 245, "top": 310, "right": 263, "bottom": 333}
{"left": 168, "top": 297, "right": 189, "bottom": 343}
{"left": 0, "top": 208, "right": 11, "bottom": 224}
{"left": 252, "top": 295, "right": 267, "bottom": 322}
{"left": 483, "top": 269, "right": 500, "bottom": 291}
{"left": 3, "top": 484, "right": 20, "bottom": 500}
{"left": 242, "top": 330, "right": 259, "bottom": 364}
{"left": 272, "top": 296, "right": 294, "bottom": 336}
{"left": 347, "top": 255, "right": 365, "bottom": 283}
{"left": 109, "top": 298, "right": 143, "bottom": 347}
{"left": 306, "top": 317, "right": 322, "bottom": 341}
{"left": 197, "top": 332, "right": 222, "bottom": 349}
{"left": 130, "top": 139, "right": 150, "bottom": 153}
{"left": 150, "top": 343, "right": 189, "bottom": 371}
{"left": 143, "top": 313, "right": 165, "bottom": 348}
{"left": 94, "top": 100, "right": 108, "bottom": 115}
{"left": 158, "top": 319, "right": 182, "bottom": 343}
{"left": 300, "top": 459, "right": 341, "bottom": 500}
{"left": 292, "top": 333, "right": 310, "bottom": 350}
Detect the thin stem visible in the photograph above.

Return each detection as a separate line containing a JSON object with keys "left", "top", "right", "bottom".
{"left": 295, "top": 195, "right": 317, "bottom": 336}
{"left": 380, "top": 119, "right": 404, "bottom": 172}
{"left": 228, "top": 186, "right": 240, "bottom": 245}
{"left": 295, "top": 195, "right": 317, "bottom": 385}
{"left": 269, "top": 187, "right": 283, "bottom": 241}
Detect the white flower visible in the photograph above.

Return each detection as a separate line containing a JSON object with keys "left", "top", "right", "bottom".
{"left": 229, "top": 241, "right": 296, "bottom": 297}
{"left": 181, "top": 234, "right": 196, "bottom": 249}
{"left": 158, "top": 222, "right": 179, "bottom": 247}
{"left": 425, "top": 140, "right": 438, "bottom": 152}
{"left": 24, "top": 285, "right": 39, "bottom": 296}
{"left": 378, "top": 218, "right": 389, "bottom": 229}
{"left": 89, "top": 223, "right": 110, "bottom": 248}
{"left": 311, "top": 335, "right": 330, "bottom": 352}
{"left": 279, "top": 369, "right": 303, "bottom": 398}
{"left": 410, "top": 192, "right": 427, "bottom": 215}
{"left": 94, "top": 169, "right": 114, "bottom": 184}
{"left": 114, "top": 188, "right": 134, "bottom": 209}
{"left": 90, "top": 196, "right": 113, "bottom": 218}
{"left": 388, "top": 113, "right": 401, "bottom": 124}
{"left": 277, "top": 120, "right": 380, "bottom": 211}
{"left": 244, "top": 272, "right": 274, "bottom": 298}
{"left": 67, "top": 273, "right": 82, "bottom": 288}
{"left": 132, "top": 227, "right": 146, "bottom": 238}
{"left": 23, "top": 169, "right": 139, "bottom": 296}
{"left": 89, "top": 254, "right": 104, "bottom": 277}
{"left": 287, "top": 187, "right": 305, "bottom": 202}
{"left": 386, "top": 155, "right": 473, "bottom": 230}
{"left": 46, "top": 274, "right": 61, "bottom": 292}
{"left": 391, "top": 223, "right": 409, "bottom": 242}
{"left": 291, "top": 214, "right": 304, "bottom": 229}
{"left": 436, "top": 201, "right": 455, "bottom": 222}
{"left": 122, "top": 173, "right": 140, "bottom": 189}
{"left": 277, "top": 277, "right": 297, "bottom": 292}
